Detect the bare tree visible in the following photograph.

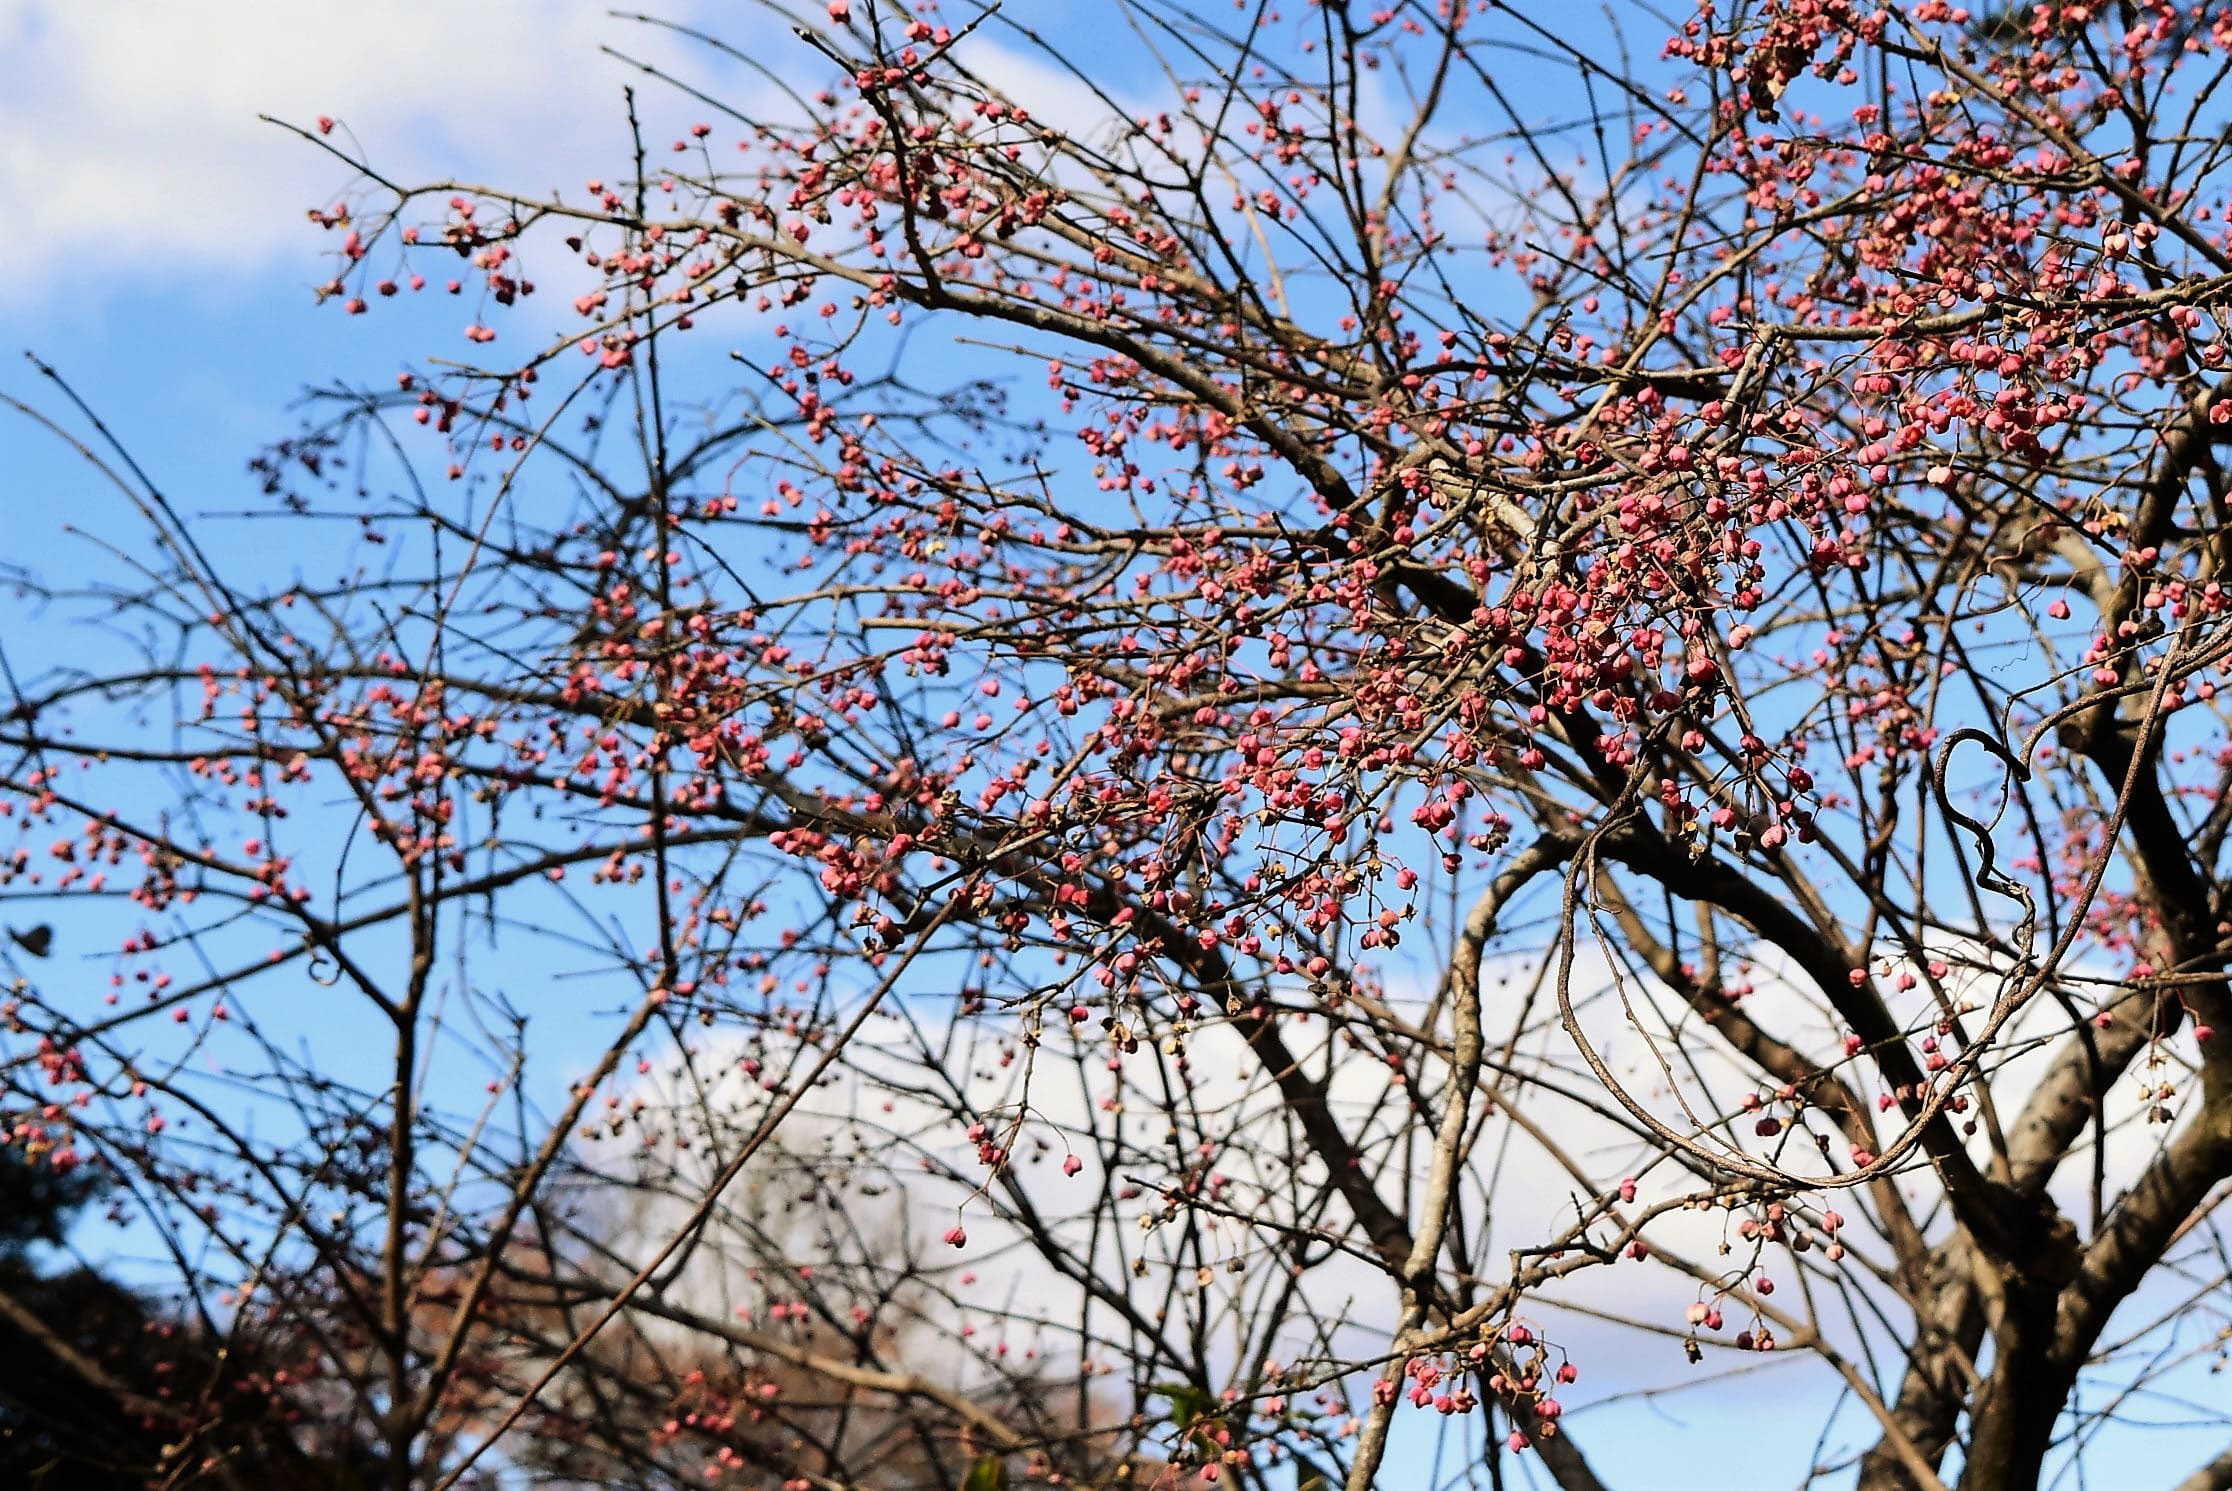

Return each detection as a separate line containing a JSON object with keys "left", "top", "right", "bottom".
{"left": 7, "top": 2, "right": 2232, "bottom": 1489}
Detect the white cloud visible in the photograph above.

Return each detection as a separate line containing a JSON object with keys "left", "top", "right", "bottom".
{"left": 953, "top": 37, "right": 1142, "bottom": 153}
{"left": 587, "top": 977, "right": 1779, "bottom": 1395}
{"left": 0, "top": 0, "right": 789, "bottom": 301}
{"left": 558, "top": 923, "right": 2225, "bottom": 1491}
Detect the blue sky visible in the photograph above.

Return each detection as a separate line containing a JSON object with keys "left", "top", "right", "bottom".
{"left": 5, "top": 4, "right": 2231, "bottom": 1488}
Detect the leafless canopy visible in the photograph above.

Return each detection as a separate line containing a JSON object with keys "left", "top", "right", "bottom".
{"left": 7, "top": 3, "right": 2232, "bottom": 1490}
